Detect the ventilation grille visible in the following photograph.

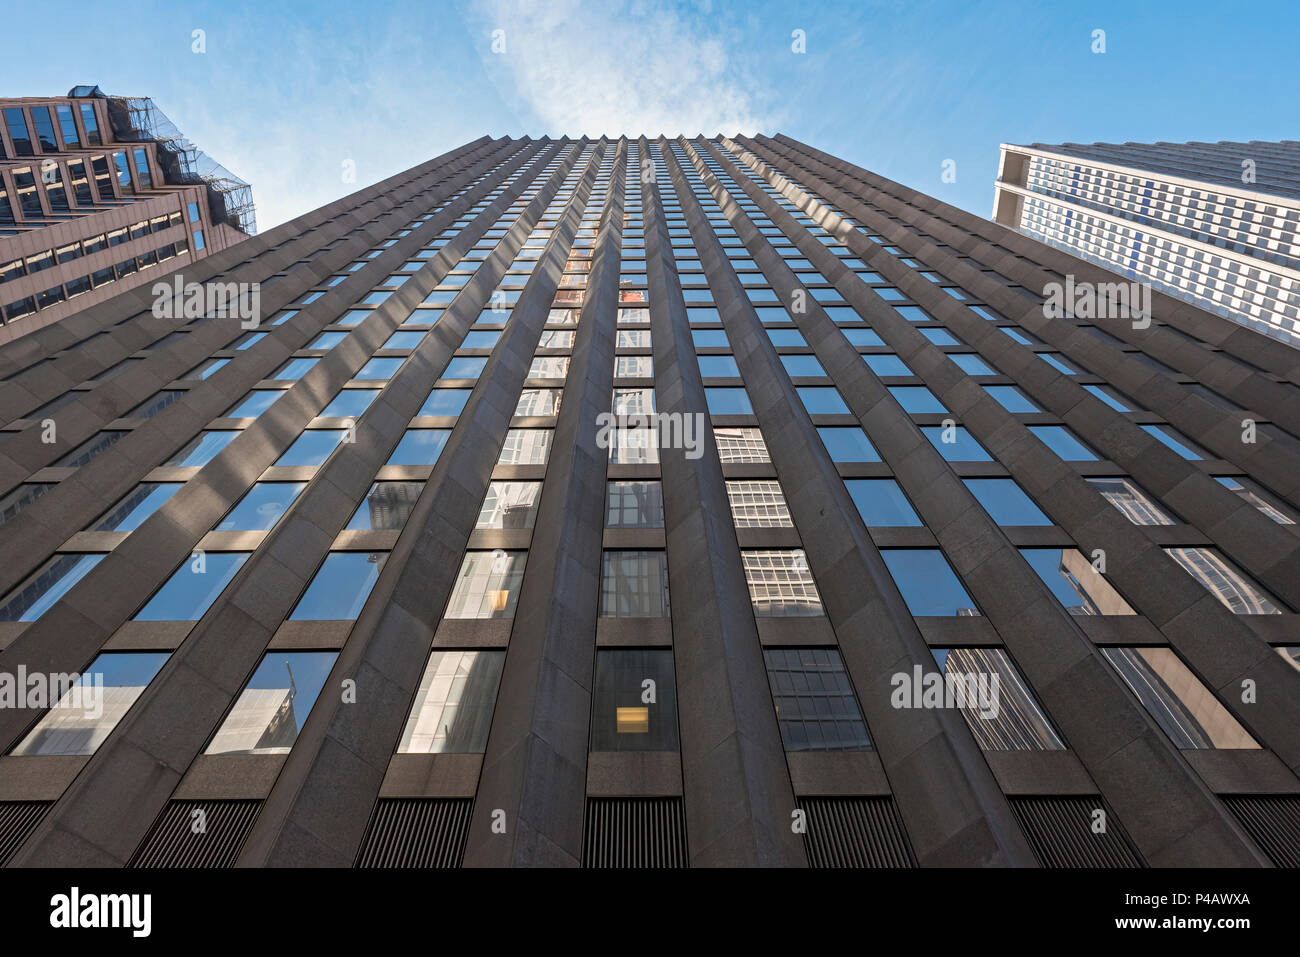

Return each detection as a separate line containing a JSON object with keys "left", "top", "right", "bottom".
{"left": 1010, "top": 796, "right": 1144, "bottom": 868}
{"left": 583, "top": 797, "right": 688, "bottom": 868}
{"left": 356, "top": 798, "right": 472, "bottom": 868}
{"left": 129, "top": 800, "right": 261, "bottom": 868}
{"left": 800, "top": 796, "right": 916, "bottom": 867}
{"left": 1222, "top": 795, "right": 1300, "bottom": 868}
{"left": 0, "top": 802, "right": 52, "bottom": 867}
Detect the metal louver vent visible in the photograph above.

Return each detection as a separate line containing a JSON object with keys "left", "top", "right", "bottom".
{"left": 129, "top": 800, "right": 261, "bottom": 868}
{"left": 583, "top": 797, "right": 688, "bottom": 868}
{"left": 356, "top": 798, "right": 472, "bottom": 868}
{"left": 800, "top": 796, "right": 916, "bottom": 867}
{"left": 1222, "top": 795, "right": 1300, "bottom": 868}
{"left": 1010, "top": 796, "right": 1144, "bottom": 868}
{"left": 0, "top": 802, "right": 52, "bottom": 866}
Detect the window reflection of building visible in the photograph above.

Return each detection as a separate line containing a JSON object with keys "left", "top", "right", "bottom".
{"left": 934, "top": 648, "right": 1065, "bottom": 751}
{"left": 1164, "top": 547, "right": 1281, "bottom": 615}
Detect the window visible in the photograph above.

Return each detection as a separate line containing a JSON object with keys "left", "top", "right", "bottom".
{"left": 272, "top": 357, "right": 317, "bottom": 380}
{"left": 950, "top": 354, "right": 993, "bottom": 375}
{"left": 10, "top": 653, "right": 170, "bottom": 756}
{"left": 964, "top": 479, "right": 1050, "bottom": 526}
{"left": 357, "top": 357, "right": 403, "bottom": 381}
{"left": 0, "top": 554, "right": 106, "bottom": 622}
{"left": 346, "top": 481, "right": 423, "bottom": 531}
{"left": 514, "top": 388, "right": 561, "bottom": 416}
{"left": 930, "top": 648, "right": 1064, "bottom": 750}
{"left": 274, "top": 430, "right": 346, "bottom": 466}
{"left": 387, "top": 429, "right": 450, "bottom": 466}
{"left": 697, "top": 355, "right": 740, "bottom": 378}
{"left": 846, "top": 479, "right": 921, "bottom": 526}
{"left": 1029, "top": 425, "right": 1098, "bottom": 461}
{"left": 726, "top": 480, "right": 793, "bottom": 527}
{"left": 477, "top": 481, "right": 542, "bottom": 528}
{"left": 614, "top": 355, "right": 652, "bottom": 378}
{"left": 781, "top": 355, "right": 826, "bottom": 377}
{"left": 319, "top": 389, "right": 380, "bottom": 418}
{"left": 764, "top": 648, "right": 870, "bottom": 751}
{"left": 529, "top": 356, "right": 570, "bottom": 379}
{"left": 290, "top": 552, "right": 387, "bottom": 619}
{"left": 607, "top": 427, "right": 659, "bottom": 464}
{"left": 920, "top": 329, "right": 960, "bottom": 347}
{"left": 226, "top": 391, "right": 282, "bottom": 418}
{"left": 134, "top": 552, "right": 249, "bottom": 620}
{"left": 1214, "top": 476, "right": 1294, "bottom": 525}
{"left": 613, "top": 388, "right": 656, "bottom": 414}
{"left": 715, "top": 427, "right": 770, "bottom": 464}
{"left": 1101, "top": 647, "right": 1258, "bottom": 749}
{"left": 444, "top": 551, "right": 527, "bottom": 618}
{"left": 590, "top": 649, "right": 680, "bottom": 751}
{"left": 692, "top": 329, "right": 730, "bottom": 348}
{"left": 890, "top": 386, "right": 947, "bottom": 414}
{"left": 881, "top": 550, "right": 978, "bottom": 616}
{"left": 1083, "top": 385, "right": 1133, "bottom": 413}
{"left": 205, "top": 651, "right": 339, "bottom": 754}
{"left": 605, "top": 481, "right": 664, "bottom": 528}
{"left": 216, "top": 483, "right": 305, "bottom": 531}
{"left": 983, "top": 385, "right": 1039, "bottom": 413}
{"left": 1019, "top": 548, "right": 1134, "bottom": 615}
{"left": 705, "top": 387, "right": 753, "bottom": 415}
{"left": 1086, "top": 477, "right": 1176, "bottom": 525}
{"left": 55, "top": 431, "right": 128, "bottom": 468}
{"left": 1163, "top": 547, "right": 1282, "bottom": 615}
{"left": 443, "top": 356, "right": 487, "bottom": 379}
{"left": 1141, "top": 424, "right": 1204, "bottom": 460}
{"left": 818, "top": 426, "right": 880, "bottom": 462}
{"left": 398, "top": 650, "right": 506, "bottom": 753}
{"left": 843, "top": 328, "right": 885, "bottom": 347}
{"left": 164, "top": 431, "right": 239, "bottom": 467}
{"left": 863, "top": 354, "right": 912, "bottom": 376}
{"left": 93, "top": 483, "right": 181, "bottom": 532}
{"left": 600, "top": 551, "right": 670, "bottom": 617}
{"left": 798, "top": 387, "right": 851, "bottom": 415}
{"left": 497, "top": 428, "right": 551, "bottom": 465}
{"left": 741, "top": 549, "right": 822, "bottom": 617}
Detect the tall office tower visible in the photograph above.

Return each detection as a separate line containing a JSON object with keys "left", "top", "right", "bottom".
{"left": 993, "top": 140, "right": 1300, "bottom": 347}
{"left": 0, "top": 85, "right": 255, "bottom": 344}
{"left": 0, "top": 134, "right": 1298, "bottom": 871}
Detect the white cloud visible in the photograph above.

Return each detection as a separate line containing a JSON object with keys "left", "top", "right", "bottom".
{"left": 467, "top": 0, "right": 778, "bottom": 137}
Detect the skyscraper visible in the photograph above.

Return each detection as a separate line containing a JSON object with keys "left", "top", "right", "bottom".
{"left": 0, "top": 86, "right": 255, "bottom": 343}
{"left": 993, "top": 140, "right": 1300, "bottom": 347}
{"left": 0, "top": 134, "right": 1296, "bottom": 870}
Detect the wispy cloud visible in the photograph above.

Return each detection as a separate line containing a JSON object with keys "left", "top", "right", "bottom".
{"left": 465, "top": 0, "right": 779, "bottom": 137}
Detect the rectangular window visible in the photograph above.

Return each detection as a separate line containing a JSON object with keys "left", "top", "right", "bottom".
{"left": 607, "top": 427, "right": 659, "bottom": 464}
{"left": 346, "top": 481, "right": 423, "bottom": 531}
{"left": 216, "top": 483, "right": 306, "bottom": 531}
{"left": 726, "top": 480, "right": 793, "bottom": 528}
{"left": 600, "top": 550, "right": 670, "bottom": 617}
{"left": 605, "top": 481, "right": 664, "bottom": 528}
{"left": 846, "top": 479, "right": 921, "bottom": 526}
{"left": 1019, "top": 548, "right": 1134, "bottom": 615}
{"left": 1214, "top": 476, "right": 1294, "bottom": 525}
{"left": 134, "top": 552, "right": 249, "bottom": 620}
{"left": 398, "top": 650, "right": 506, "bottom": 753}
{"left": 166, "top": 431, "right": 240, "bottom": 467}
{"left": 528, "top": 356, "right": 569, "bottom": 379}
{"left": 0, "top": 554, "right": 106, "bottom": 622}
{"left": 11, "top": 653, "right": 170, "bottom": 756}
{"left": 1163, "top": 547, "right": 1282, "bottom": 615}
{"left": 206, "top": 652, "right": 338, "bottom": 754}
{"left": 497, "top": 428, "right": 551, "bottom": 465}
{"left": 79, "top": 103, "right": 100, "bottom": 144}
{"left": 931, "top": 648, "right": 1065, "bottom": 750}
{"left": 881, "top": 549, "right": 979, "bottom": 616}
{"left": 476, "top": 481, "right": 542, "bottom": 529}
{"left": 590, "top": 649, "right": 680, "bottom": 751}
{"left": 613, "top": 387, "right": 656, "bottom": 415}
{"left": 290, "top": 552, "right": 387, "bottom": 619}
{"left": 741, "top": 549, "right": 823, "bottom": 617}
{"left": 964, "top": 479, "right": 1050, "bottom": 526}
{"left": 715, "top": 427, "right": 770, "bottom": 463}
{"left": 386, "top": 429, "right": 450, "bottom": 466}
{"left": 4, "top": 108, "right": 32, "bottom": 155}
{"left": 444, "top": 551, "right": 527, "bottom": 618}
{"left": 764, "top": 648, "right": 870, "bottom": 751}
{"left": 274, "top": 430, "right": 346, "bottom": 467}
{"left": 1086, "top": 477, "right": 1177, "bottom": 525}
{"left": 514, "top": 388, "right": 561, "bottom": 416}
{"left": 614, "top": 355, "right": 652, "bottom": 378}
{"left": 1102, "top": 647, "right": 1258, "bottom": 749}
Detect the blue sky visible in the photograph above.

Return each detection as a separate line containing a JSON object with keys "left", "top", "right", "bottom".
{"left": 4, "top": 0, "right": 1296, "bottom": 231}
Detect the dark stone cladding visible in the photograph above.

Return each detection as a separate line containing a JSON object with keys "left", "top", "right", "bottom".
{"left": 0, "top": 135, "right": 1294, "bottom": 868}
{"left": 675, "top": 136, "right": 1273, "bottom": 865}
{"left": 5, "top": 139, "right": 574, "bottom": 865}
{"left": 737, "top": 136, "right": 1300, "bottom": 781}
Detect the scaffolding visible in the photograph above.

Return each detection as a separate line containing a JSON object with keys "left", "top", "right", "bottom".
{"left": 70, "top": 85, "right": 257, "bottom": 236}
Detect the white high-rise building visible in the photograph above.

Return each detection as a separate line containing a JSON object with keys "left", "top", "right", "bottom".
{"left": 993, "top": 140, "right": 1300, "bottom": 346}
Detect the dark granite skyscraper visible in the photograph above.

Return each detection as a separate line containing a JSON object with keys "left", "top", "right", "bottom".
{"left": 0, "top": 135, "right": 1296, "bottom": 870}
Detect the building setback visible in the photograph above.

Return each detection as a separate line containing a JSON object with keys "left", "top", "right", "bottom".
{"left": 993, "top": 139, "right": 1300, "bottom": 349}
{"left": 0, "top": 134, "right": 1297, "bottom": 870}
{"left": 0, "top": 86, "right": 254, "bottom": 344}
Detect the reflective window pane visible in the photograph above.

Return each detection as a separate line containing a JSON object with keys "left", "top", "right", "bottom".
{"left": 1019, "top": 548, "right": 1134, "bottom": 615}
{"left": 1164, "top": 547, "right": 1282, "bottom": 615}
{"left": 0, "top": 553, "right": 105, "bottom": 622}
{"left": 275, "top": 430, "right": 346, "bottom": 466}
{"left": 346, "top": 481, "right": 423, "bottom": 531}
{"left": 964, "top": 478, "right": 1050, "bottom": 526}
{"left": 741, "top": 549, "right": 822, "bottom": 617}
{"left": 846, "top": 478, "right": 921, "bottom": 526}
{"left": 206, "top": 651, "right": 339, "bottom": 754}
{"left": 398, "top": 650, "right": 506, "bottom": 753}
{"left": 134, "top": 552, "right": 249, "bottom": 620}
{"left": 477, "top": 481, "right": 542, "bottom": 529}
{"left": 1029, "top": 425, "right": 1098, "bottom": 461}
{"left": 444, "top": 551, "right": 527, "bottom": 618}
{"left": 715, "top": 427, "right": 769, "bottom": 464}
{"left": 726, "top": 480, "right": 793, "bottom": 528}
{"left": 92, "top": 483, "right": 181, "bottom": 532}
{"left": 590, "top": 649, "right": 680, "bottom": 751}
{"left": 319, "top": 389, "right": 379, "bottom": 418}
{"left": 600, "top": 550, "right": 670, "bottom": 618}
{"left": 166, "top": 431, "right": 238, "bottom": 467}
{"left": 923, "top": 425, "right": 991, "bottom": 461}
{"left": 881, "top": 549, "right": 979, "bottom": 616}
{"left": 930, "top": 648, "right": 1064, "bottom": 750}
{"left": 290, "top": 552, "right": 387, "bottom": 619}
{"left": 386, "top": 429, "right": 450, "bottom": 466}
{"left": 764, "top": 648, "right": 870, "bottom": 751}
{"left": 216, "top": 482, "right": 306, "bottom": 531}
{"left": 1087, "top": 477, "right": 1176, "bottom": 525}
{"left": 818, "top": 426, "right": 879, "bottom": 462}
{"left": 605, "top": 481, "right": 664, "bottom": 529}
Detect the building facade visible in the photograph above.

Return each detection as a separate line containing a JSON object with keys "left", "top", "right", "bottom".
{"left": 993, "top": 140, "right": 1300, "bottom": 347}
{"left": 0, "top": 134, "right": 1297, "bottom": 869}
{"left": 0, "top": 86, "right": 254, "bottom": 344}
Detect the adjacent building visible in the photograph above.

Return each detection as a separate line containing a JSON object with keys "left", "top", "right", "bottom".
{"left": 0, "top": 134, "right": 1296, "bottom": 869}
{"left": 993, "top": 139, "right": 1300, "bottom": 347}
{"left": 0, "top": 85, "right": 255, "bottom": 344}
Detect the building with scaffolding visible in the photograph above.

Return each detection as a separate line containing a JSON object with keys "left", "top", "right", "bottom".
{"left": 0, "top": 85, "right": 255, "bottom": 343}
